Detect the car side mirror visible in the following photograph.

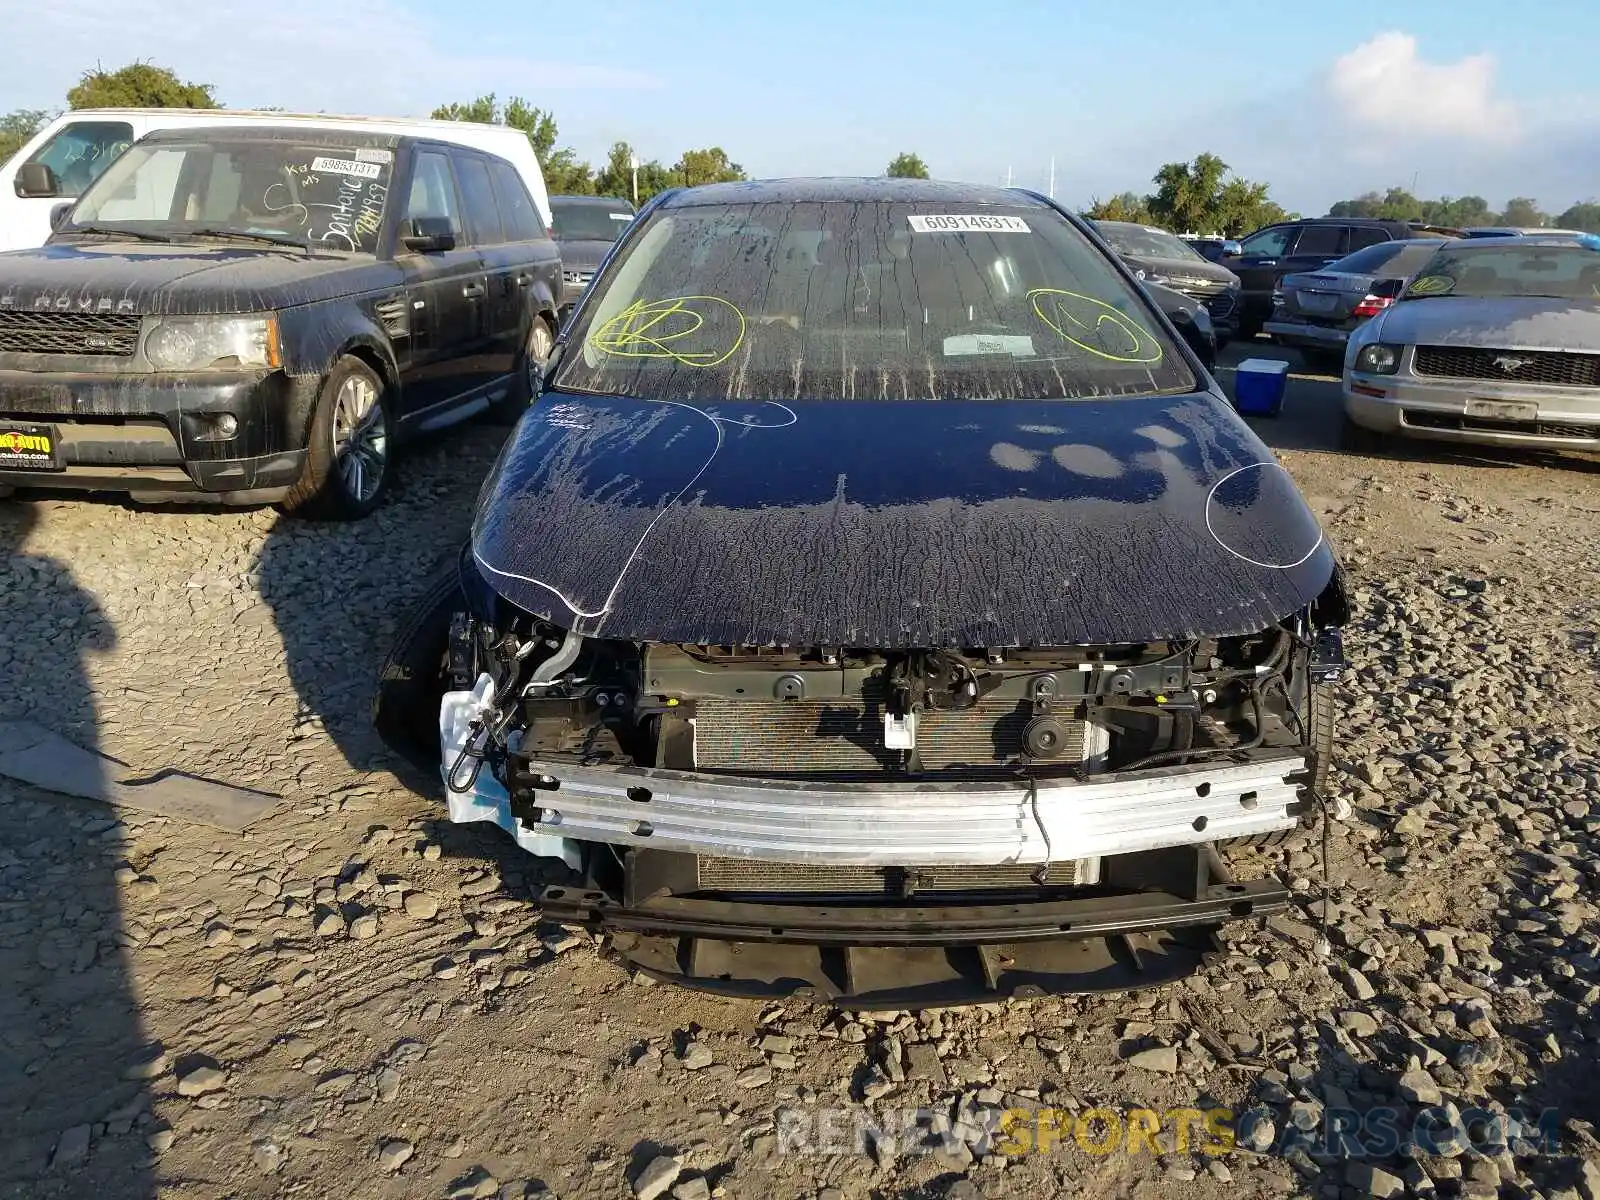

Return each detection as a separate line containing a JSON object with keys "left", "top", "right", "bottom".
{"left": 1222, "top": 240, "right": 1242, "bottom": 257}
{"left": 15, "top": 162, "right": 60, "bottom": 199}
{"left": 48, "top": 202, "right": 72, "bottom": 231}
{"left": 402, "top": 216, "right": 456, "bottom": 253}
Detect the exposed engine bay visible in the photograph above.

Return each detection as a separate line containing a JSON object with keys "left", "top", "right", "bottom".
{"left": 379, "top": 561, "right": 1346, "bottom": 1007}
{"left": 443, "top": 610, "right": 1336, "bottom": 789}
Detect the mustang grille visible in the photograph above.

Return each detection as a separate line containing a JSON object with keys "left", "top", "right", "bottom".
{"left": 1413, "top": 345, "right": 1600, "bottom": 388}
{"left": 694, "top": 858, "right": 1093, "bottom": 893}
{"left": 692, "top": 694, "right": 1086, "bottom": 778}
{"left": 0, "top": 310, "right": 141, "bottom": 356}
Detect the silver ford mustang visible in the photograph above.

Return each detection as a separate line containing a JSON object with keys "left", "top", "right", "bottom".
{"left": 1343, "top": 235, "right": 1600, "bottom": 450}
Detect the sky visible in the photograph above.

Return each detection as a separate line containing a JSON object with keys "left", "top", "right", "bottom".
{"left": 5, "top": 0, "right": 1600, "bottom": 216}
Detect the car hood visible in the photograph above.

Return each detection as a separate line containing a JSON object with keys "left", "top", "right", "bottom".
{"left": 1375, "top": 295, "right": 1600, "bottom": 349}
{"left": 555, "top": 239, "right": 617, "bottom": 272}
{"left": 1121, "top": 255, "right": 1239, "bottom": 290}
{"left": 0, "top": 241, "right": 398, "bottom": 316}
{"left": 470, "top": 389, "right": 1335, "bottom": 648}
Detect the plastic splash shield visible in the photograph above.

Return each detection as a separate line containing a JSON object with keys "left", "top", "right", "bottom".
{"left": 439, "top": 673, "right": 581, "bottom": 870}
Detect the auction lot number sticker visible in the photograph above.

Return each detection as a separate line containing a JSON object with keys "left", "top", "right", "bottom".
{"left": 908, "top": 214, "right": 1031, "bottom": 233}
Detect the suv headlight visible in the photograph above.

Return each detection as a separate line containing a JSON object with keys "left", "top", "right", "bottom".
{"left": 144, "top": 315, "right": 282, "bottom": 371}
{"left": 1355, "top": 343, "right": 1402, "bottom": 375}
{"left": 1135, "top": 267, "right": 1169, "bottom": 284}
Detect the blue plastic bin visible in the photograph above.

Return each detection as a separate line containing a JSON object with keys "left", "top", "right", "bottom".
{"left": 1233, "top": 357, "right": 1290, "bottom": 417}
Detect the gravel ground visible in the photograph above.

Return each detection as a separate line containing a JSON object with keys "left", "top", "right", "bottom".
{"left": 2, "top": 347, "right": 1599, "bottom": 1200}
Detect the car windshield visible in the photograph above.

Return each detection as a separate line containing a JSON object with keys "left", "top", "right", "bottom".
{"left": 551, "top": 201, "right": 634, "bottom": 242}
{"left": 64, "top": 136, "right": 397, "bottom": 254}
{"left": 1096, "top": 222, "right": 1206, "bottom": 263}
{"left": 1401, "top": 243, "right": 1600, "bottom": 301}
{"left": 552, "top": 199, "right": 1196, "bottom": 402}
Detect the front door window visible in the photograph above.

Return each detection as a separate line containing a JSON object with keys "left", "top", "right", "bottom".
{"left": 24, "top": 121, "right": 135, "bottom": 197}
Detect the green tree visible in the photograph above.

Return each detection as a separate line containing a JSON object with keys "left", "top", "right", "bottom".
{"left": 432, "top": 93, "right": 594, "bottom": 194}
{"left": 1498, "top": 196, "right": 1546, "bottom": 227}
{"left": 885, "top": 152, "right": 929, "bottom": 179}
{"left": 673, "top": 146, "right": 745, "bottom": 188}
{"left": 1084, "top": 192, "right": 1152, "bottom": 223}
{"left": 67, "top": 62, "right": 218, "bottom": 109}
{"left": 1556, "top": 201, "right": 1600, "bottom": 232}
{"left": 0, "top": 108, "right": 52, "bottom": 164}
{"left": 1144, "top": 153, "right": 1281, "bottom": 236}
{"left": 1328, "top": 189, "right": 1496, "bottom": 228}
{"left": 594, "top": 140, "right": 671, "bottom": 206}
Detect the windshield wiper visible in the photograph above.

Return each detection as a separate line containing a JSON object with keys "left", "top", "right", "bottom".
{"left": 186, "top": 228, "right": 309, "bottom": 250}
{"left": 65, "top": 224, "right": 173, "bottom": 243}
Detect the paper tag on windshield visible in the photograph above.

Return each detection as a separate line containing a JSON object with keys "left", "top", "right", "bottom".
{"left": 908, "top": 214, "right": 1030, "bottom": 233}
{"left": 353, "top": 148, "right": 394, "bottom": 164}
{"left": 609, "top": 212, "right": 632, "bottom": 221}
{"left": 311, "top": 156, "right": 383, "bottom": 179}
{"left": 943, "top": 333, "right": 1035, "bottom": 358}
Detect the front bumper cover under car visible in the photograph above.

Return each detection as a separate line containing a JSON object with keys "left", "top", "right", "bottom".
{"left": 540, "top": 845, "right": 1293, "bottom": 1008}
{"left": 495, "top": 751, "right": 1310, "bottom": 1007}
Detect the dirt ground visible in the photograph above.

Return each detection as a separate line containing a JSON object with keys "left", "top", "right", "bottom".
{"left": 2, "top": 343, "right": 1598, "bottom": 1200}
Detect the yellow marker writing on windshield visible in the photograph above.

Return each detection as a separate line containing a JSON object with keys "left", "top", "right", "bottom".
{"left": 1407, "top": 275, "right": 1454, "bottom": 296}
{"left": 589, "top": 296, "right": 747, "bottom": 367}
{"left": 1027, "top": 289, "right": 1163, "bottom": 364}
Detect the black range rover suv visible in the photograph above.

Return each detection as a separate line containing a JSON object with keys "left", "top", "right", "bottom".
{"left": 0, "top": 125, "right": 562, "bottom": 517}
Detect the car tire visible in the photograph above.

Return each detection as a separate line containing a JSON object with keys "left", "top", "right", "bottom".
{"left": 491, "top": 312, "right": 556, "bottom": 423}
{"left": 279, "top": 356, "right": 394, "bottom": 520}
{"left": 1340, "top": 413, "right": 1385, "bottom": 455}
{"left": 373, "top": 553, "right": 465, "bottom": 776}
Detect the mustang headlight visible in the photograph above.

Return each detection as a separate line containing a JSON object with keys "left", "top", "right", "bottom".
{"left": 1355, "top": 343, "right": 1402, "bottom": 375}
{"left": 144, "top": 315, "right": 281, "bottom": 371}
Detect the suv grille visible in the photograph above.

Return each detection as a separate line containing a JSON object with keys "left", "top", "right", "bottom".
{"left": 0, "top": 310, "right": 142, "bottom": 356}
{"left": 1204, "top": 293, "right": 1237, "bottom": 320}
{"left": 1413, "top": 345, "right": 1600, "bottom": 388}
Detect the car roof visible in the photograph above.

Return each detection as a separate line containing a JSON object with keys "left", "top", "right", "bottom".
{"left": 139, "top": 124, "right": 406, "bottom": 147}
{"left": 658, "top": 177, "right": 1054, "bottom": 209}
{"left": 67, "top": 106, "right": 507, "bottom": 132}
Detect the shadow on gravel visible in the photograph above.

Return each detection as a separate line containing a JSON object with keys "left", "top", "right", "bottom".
{"left": 0, "top": 499, "right": 156, "bottom": 1199}
{"left": 251, "top": 423, "right": 572, "bottom": 903}
{"left": 252, "top": 427, "right": 503, "bottom": 780}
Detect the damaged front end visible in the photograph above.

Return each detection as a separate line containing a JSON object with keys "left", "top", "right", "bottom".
{"left": 374, "top": 181, "right": 1355, "bottom": 1007}
{"left": 380, "top": 549, "right": 1348, "bottom": 1009}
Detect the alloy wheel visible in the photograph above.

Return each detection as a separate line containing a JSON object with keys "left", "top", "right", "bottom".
{"left": 332, "top": 373, "right": 387, "bottom": 503}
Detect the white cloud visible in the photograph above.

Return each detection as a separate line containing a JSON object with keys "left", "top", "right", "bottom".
{"left": 1327, "top": 31, "right": 1518, "bottom": 142}
{"left": 2, "top": 0, "right": 659, "bottom": 116}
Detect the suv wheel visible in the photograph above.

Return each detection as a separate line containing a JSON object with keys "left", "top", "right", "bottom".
{"left": 280, "top": 357, "right": 393, "bottom": 519}
{"left": 491, "top": 314, "right": 556, "bottom": 423}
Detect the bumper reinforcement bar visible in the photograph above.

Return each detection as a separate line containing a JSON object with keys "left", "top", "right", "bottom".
{"left": 502, "top": 750, "right": 1308, "bottom": 866}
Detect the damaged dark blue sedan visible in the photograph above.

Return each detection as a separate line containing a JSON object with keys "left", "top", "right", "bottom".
{"left": 377, "top": 179, "right": 1351, "bottom": 1009}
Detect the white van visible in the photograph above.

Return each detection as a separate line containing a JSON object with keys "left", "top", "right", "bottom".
{"left": 0, "top": 108, "right": 553, "bottom": 252}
